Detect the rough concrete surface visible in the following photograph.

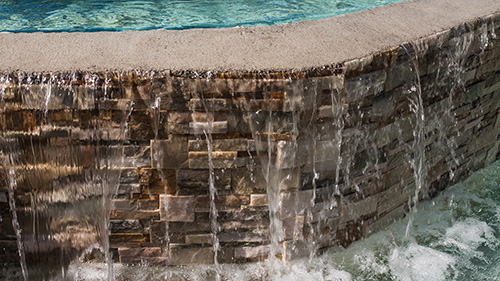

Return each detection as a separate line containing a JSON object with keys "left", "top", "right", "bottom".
{"left": 0, "top": 0, "right": 499, "bottom": 72}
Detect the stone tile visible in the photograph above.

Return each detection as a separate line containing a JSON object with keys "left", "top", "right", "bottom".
{"left": 113, "top": 199, "right": 159, "bottom": 211}
{"left": 109, "top": 220, "right": 143, "bottom": 232}
{"left": 188, "top": 151, "right": 237, "bottom": 160}
{"left": 116, "top": 184, "right": 141, "bottom": 195}
{"left": 111, "top": 210, "right": 160, "bottom": 221}
{"left": 188, "top": 138, "right": 251, "bottom": 152}
{"left": 231, "top": 167, "right": 266, "bottom": 195}
{"left": 159, "top": 195, "right": 195, "bottom": 222}
{"left": 109, "top": 233, "right": 148, "bottom": 243}
{"left": 185, "top": 234, "right": 213, "bottom": 245}
{"left": 189, "top": 121, "right": 228, "bottom": 135}
{"left": 194, "top": 194, "right": 250, "bottom": 208}
{"left": 177, "top": 169, "right": 231, "bottom": 194}
{"left": 152, "top": 136, "right": 188, "bottom": 169}
{"left": 169, "top": 246, "right": 214, "bottom": 265}
{"left": 218, "top": 233, "right": 268, "bottom": 243}
{"left": 250, "top": 194, "right": 268, "bottom": 207}
{"left": 188, "top": 158, "right": 243, "bottom": 169}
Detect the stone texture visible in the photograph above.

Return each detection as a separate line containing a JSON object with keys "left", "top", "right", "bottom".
{"left": 159, "top": 195, "right": 195, "bottom": 222}
{"left": 152, "top": 136, "right": 188, "bottom": 169}
{"left": 1, "top": 14, "right": 500, "bottom": 267}
{"left": 169, "top": 246, "right": 214, "bottom": 265}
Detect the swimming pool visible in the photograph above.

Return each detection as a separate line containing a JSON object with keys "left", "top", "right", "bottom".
{"left": 0, "top": 0, "right": 405, "bottom": 32}
{"left": 1, "top": 0, "right": 499, "bottom": 280}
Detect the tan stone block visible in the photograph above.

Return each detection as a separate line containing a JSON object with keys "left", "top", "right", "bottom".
{"left": 159, "top": 195, "right": 195, "bottom": 222}
{"left": 186, "top": 234, "right": 213, "bottom": 244}
{"left": 188, "top": 138, "right": 250, "bottom": 151}
{"left": 250, "top": 194, "right": 268, "bottom": 207}
{"left": 188, "top": 151, "right": 237, "bottom": 160}
{"left": 169, "top": 246, "right": 214, "bottom": 265}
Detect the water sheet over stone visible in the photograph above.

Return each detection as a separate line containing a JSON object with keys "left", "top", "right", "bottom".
{"left": 0, "top": 12, "right": 499, "bottom": 281}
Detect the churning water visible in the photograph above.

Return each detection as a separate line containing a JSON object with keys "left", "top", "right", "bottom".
{"left": 0, "top": 0, "right": 405, "bottom": 32}
{"left": 17, "top": 159, "right": 500, "bottom": 281}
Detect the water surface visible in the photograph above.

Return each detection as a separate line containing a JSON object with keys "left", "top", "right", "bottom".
{"left": 0, "top": 0, "right": 405, "bottom": 32}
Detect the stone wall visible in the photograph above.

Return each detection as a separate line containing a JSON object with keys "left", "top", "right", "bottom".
{"left": 1, "top": 13, "right": 500, "bottom": 269}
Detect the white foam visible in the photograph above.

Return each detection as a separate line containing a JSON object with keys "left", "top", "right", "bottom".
{"left": 388, "top": 243, "right": 456, "bottom": 281}
{"left": 439, "top": 218, "right": 498, "bottom": 253}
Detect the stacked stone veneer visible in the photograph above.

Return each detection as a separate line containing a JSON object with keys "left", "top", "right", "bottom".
{"left": 1, "top": 14, "right": 500, "bottom": 268}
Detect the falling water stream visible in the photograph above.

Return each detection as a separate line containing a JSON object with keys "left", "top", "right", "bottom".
{"left": 1, "top": 18, "right": 499, "bottom": 281}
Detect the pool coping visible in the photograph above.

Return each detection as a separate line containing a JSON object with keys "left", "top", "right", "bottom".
{"left": 0, "top": 0, "right": 499, "bottom": 73}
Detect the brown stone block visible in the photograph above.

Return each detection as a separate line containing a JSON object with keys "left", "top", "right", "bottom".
{"left": 233, "top": 99, "right": 283, "bottom": 112}
{"left": 194, "top": 195, "right": 250, "bottom": 209}
{"left": 218, "top": 232, "right": 268, "bottom": 243}
{"left": 185, "top": 234, "right": 213, "bottom": 245}
{"left": 220, "top": 219, "right": 269, "bottom": 231}
{"left": 189, "top": 98, "right": 231, "bottom": 112}
{"left": 152, "top": 136, "right": 188, "bottom": 169}
{"left": 110, "top": 233, "right": 149, "bottom": 243}
{"left": 109, "top": 220, "right": 143, "bottom": 233}
{"left": 188, "top": 151, "right": 237, "bottom": 160}
{"left": 113, "top": 199, "right": 159, "bottom": 211}
{"left": 188, "top": 158, "right": 244, "bottom": 169}
{"left": 118, "top": 247, "right": 162, "bottom": 257}
{"left": 169, "top": 246, "right": 214, "bottom": 265}
{"left": 249, "top": 194, "right": 268, "bottom": 207}
{"left": 188, "top": 138, "right": 251, "bottom": 152}
{"left": 117, "top": 183, "right": 141, "bottom": 195}
{"left": 231, "top": 167, "right": 266, "bottom": 195}
{"left": 219, "top": 208, "right": 269, "bottom": 221}
{"left": 177, "top": 169, "right": 231, "bottom": 194}
{"left": 167, "top": 111, "right": 190, "bottom": 134}
{"left": 139, "top": 168, "right": 176, "bottom": 195}
{"left": 159, "top": 195, "right": 195, "bottom": 222}
{"left": 111, "top": 210, "right": 160, "bottom": 220}
{"left": 122, "top": 145, "right": 151, "bottom": 168}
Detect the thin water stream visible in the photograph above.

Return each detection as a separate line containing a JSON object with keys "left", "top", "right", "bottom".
{"left": 1, "top": 18, "right": 499, "bottom": 281}
{"left": 34, "top": 159, "right": 500, "bottom": 281}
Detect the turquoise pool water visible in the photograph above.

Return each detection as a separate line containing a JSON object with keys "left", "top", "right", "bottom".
{"left": 0, "top": 0, "right": 404, "bottom": 32}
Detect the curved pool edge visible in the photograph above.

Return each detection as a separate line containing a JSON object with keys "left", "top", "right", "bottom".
{"left": 0, "top": 0, "right": 499, "bottom": 73}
